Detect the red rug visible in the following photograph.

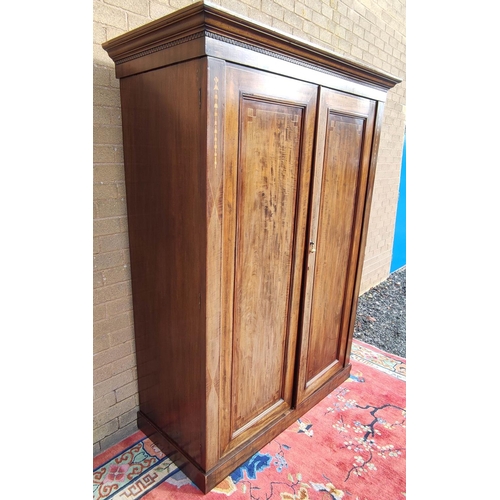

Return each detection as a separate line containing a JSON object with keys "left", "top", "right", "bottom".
{"left": 93, "top": 340, "right": 406, "bottom": 499}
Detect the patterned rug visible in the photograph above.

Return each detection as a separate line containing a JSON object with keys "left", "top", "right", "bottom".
{"left": 93, "top": 340, "right": 406, "bottom": 499}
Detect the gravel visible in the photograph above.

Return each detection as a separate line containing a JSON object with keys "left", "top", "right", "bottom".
{"left": 353, "top": 266, "right": 406, "bottom": 358}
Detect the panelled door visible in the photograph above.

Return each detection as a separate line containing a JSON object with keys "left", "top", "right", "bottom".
{"left": 295, "top": 87, "right": 376, "bottom": 404}
{"left": 220, "top": 64, "right": 318, "bottom": 456}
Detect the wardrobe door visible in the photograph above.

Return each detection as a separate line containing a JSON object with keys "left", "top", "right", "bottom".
{"left": 219, "top": 64, "right": 317, "bottom": 455}
{"left": 296, "top": 88, "right": 377, "bottom": 404}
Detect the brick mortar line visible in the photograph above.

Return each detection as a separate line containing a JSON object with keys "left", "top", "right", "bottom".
{"left": 94, "top": 214, "right": 128, "bottom": 221}
{"left": 94, "top": 182, "right": 126, "bottom": 186}
{"left": 93, "top": 277, "right": 132, "bottom": 290}
{"left": 93, "top": 279, "right": 132, "bottom": 290}
{"left": 92, "top": 104, "right": 121, "bottom": 111}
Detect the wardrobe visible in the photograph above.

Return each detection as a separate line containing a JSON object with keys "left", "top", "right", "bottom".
{"left": 102, "top": 1, "right": 401, "bottom": 492}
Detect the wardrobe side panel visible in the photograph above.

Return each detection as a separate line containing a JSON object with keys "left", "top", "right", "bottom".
{"left": 119, "top": 58, "right": 207, "bottom": 466}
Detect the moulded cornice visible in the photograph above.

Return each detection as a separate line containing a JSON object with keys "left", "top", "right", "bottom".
{"left": 102, "top": 0, "right": 401, "bottom": 91}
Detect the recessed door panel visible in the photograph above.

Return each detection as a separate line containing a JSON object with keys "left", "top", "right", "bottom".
{"left": 305, "top": 113, "right": 364, "bottom": 381}
{"left": 221, "top": 65, "right": 317, "bottom": 455}
{"left": 232, "top": 98, "right": 302, "bottom": 432}
{"left": 296, "top": 88, "right": 376, "bottom": 404}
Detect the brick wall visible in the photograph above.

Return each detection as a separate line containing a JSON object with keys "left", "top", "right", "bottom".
{"left": 93, "top": 0, "right": 406, "bottom": 455}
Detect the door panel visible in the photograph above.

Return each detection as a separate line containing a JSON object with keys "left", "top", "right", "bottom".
{"left": 296, "top": 88, "right": 376, "bottom": 404}
{"left": 232, "top": 98, "right": 303, "bottom": 431}
{"left": 220, "top": 65, "right": 317, "bottom": 455}
{"left": 305, "top": 113, "right": 364, "bottom": 381}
